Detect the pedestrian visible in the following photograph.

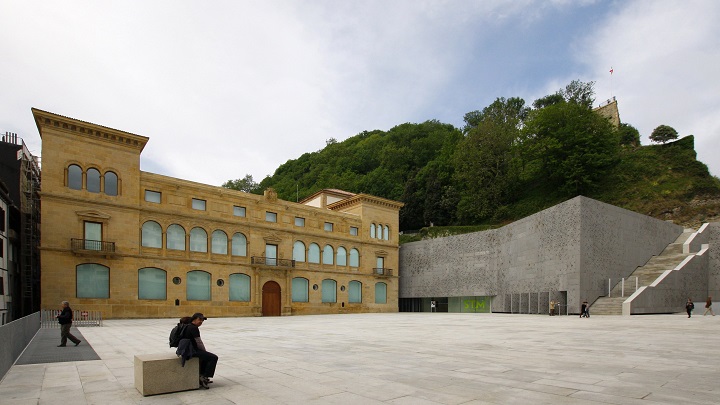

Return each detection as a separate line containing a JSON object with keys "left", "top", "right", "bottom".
{"left": 582, "top": 300, "right": 590, "bottom": 318}
{"left": 703, "top": 297, "right": 715, "bottom": 316}
{"left": 56, "top": 301, "right": 81, "bottom": 347}
{"left": 686, "top": 298, "right": 695, "bottom": 318}
{"left": 185, "top": 313, "right": 219, "bottom": 389}
{"left": 430, "top": 300, "right": 436, "bottom": 313}
{"left": 549, "top": 300, "right": 556, "bottom": 316}
{"left": 580, "top": 301, "right": 587, "bottom": 318}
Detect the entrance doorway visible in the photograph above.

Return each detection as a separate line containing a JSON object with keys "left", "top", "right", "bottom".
{"left": 262, "top": 280, "right": 281, "bottom": 316}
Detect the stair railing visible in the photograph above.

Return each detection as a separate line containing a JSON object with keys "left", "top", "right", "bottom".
{"left": 608, "top": 277, "right": 639, "bottom": 297}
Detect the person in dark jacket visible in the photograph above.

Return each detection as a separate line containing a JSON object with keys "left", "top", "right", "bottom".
{"left": 56, "top": 301, "right": 81, "bottom": 347}
{"left": 185, "top": 313, "right": 218, "bottom": 389}
{"left": 686, "top": 298, "right": 695, "bottom": 318}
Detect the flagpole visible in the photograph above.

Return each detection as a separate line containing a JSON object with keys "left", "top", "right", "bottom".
{"left": 609, "top": 67, "right": 614, "bottom": 99}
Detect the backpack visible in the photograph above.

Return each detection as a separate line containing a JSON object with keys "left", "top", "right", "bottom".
{"left": 169, "top": 323, "right": 188, "bottom": 348}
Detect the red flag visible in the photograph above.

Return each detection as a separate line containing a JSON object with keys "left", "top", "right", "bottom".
{"left": 609, "top": 67, "right": 614, "bottom": 74}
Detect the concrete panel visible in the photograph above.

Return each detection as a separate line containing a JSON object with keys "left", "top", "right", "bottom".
{"left": 0, "top": 312, "right": 39, "bottom": 381}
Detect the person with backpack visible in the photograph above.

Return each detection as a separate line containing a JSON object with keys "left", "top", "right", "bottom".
{"left": 185, "top": 313, "right": 218, "bottom": 389}
{"left": 169, "top": 316, "right": 192, "bottom": 348}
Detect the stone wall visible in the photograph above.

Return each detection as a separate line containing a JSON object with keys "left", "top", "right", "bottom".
{"left": 399, "top": 196, "right": 684, "bottom": 312}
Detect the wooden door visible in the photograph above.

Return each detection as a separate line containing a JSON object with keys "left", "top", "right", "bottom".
{"left": 262, "top": 281, "right": 281, "bottom": 316}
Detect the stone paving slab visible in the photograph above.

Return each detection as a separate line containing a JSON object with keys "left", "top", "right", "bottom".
{"left": 0, "top": 313, "right": 718, "bottom": 404}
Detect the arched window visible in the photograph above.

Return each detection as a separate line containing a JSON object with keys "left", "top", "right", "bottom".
{"left": 76, "top": 263, "right": 109, "bottom": 298}
{"left": 384, "top": 225, "right": 389, "bottom": 241}
{"left": 322, "top": 279, "right": 337, "bottom": 303}
{"left": 87, "top": 168, "right": 101, "bottom": 193}
{"left": 190, "top": 227, "right": 208, "bottom": 253}
{"left": 349, "top": 280, "right": 362, "bottom": 303}
{"left": 211, "top": 230, "right": 228, "bottom": 254}
{"left": 138, "top": 267, "right": 166, "bottom": 300}
{"left": 68, "top": 164, "right": 82, "bottom": 190}
{"left": 377, "top": 224, "right": 383, "bottom": 240}
{"left": 187, "top": 270, "right": 211, "bottom": 301}
{"left": 141, "top": 221, "right": 162, "bottom": 248}
{"left": 370, "top": 223, "right": 376, "bottom": 239}
{"left": 104, "top": 171, "right": 118, "bottom": 196}
{"left": 166, "top": 224, "right": 186, "bottom": 251}
{"left": 232, "top": 233, "right": 247, "bottom": 256}
{"left": 322, "top": 245, "right": 334, "bottom": 265}
{"left": 336, "top": 247, "right": 347, "bottom": 266}
{"left": 308, "top": 243, "right": 320, "bottom": 264}
{"left": 293, "top": 241, "right": 306, "bottom": 262}
{"left": 229, "top": 273, "right": 250, "bottom": 301}
{"left": 375, "top": 282, "right": 387, "bottom": 304}
{"left": 349, "top": 248, "right": 359, "bottom": 267}
{"left": 291, "top": 277, "right": 309, "bottom": 302}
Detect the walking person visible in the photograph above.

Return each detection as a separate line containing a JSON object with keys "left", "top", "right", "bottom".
{"left": 703, "top": 297, "right": 715, "bottom": 316}
{"left": 56, "top": 301, "right": 81, "bottom": 347}
{"left": 686, "top": 298, "right": 695, "bottom": 318}
{"left": 549, "top": 300, "right": 556, "bottom": 316}
{"left": 582, "top": 300, "right": 590, "bottom": 318}
{"left": 185, "top": 313, "right": 219, "bottom": 389}
{"left": 580, "top": 301, "right": 587, "bottom": 318}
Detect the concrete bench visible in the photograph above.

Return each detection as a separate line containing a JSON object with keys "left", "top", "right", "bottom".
{"left": 134, "top": 353, "right": 199, "bottom": 396}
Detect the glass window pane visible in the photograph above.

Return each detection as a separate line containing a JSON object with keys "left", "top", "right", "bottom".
{"left": 104, "top": 171, "right": 118, "bottom": 196}
{"left": 229, "top": 273, "right": 250, "bottom": 301}
{"left": 187, "top": 270, "right": 211, "bottom": 300}
{"left": 84, "top": 222, "right": 102, "bottom": 250}
{"left": 293, "top": 241, "right": 306, "bottom": 262}
{"left": 142, "top": 221, "right": 162, "bottom": 248}
{"left": 265, "top": 244, "right": 277, "bottom": 266}
{"left": 350, "top": 227, "right": 358, "bottom": 236}
{"left": 145, "top": 190, "right": 161, "bottom": 203}
{"left": 77, "top": 264, "right": 109, "bottom": 298}
{"left": 292, "top": 277, "right": 308, "bottom": 302}
{"left": 370, "top": 224, "right": 376, "bottom": 238}
{"left": 375, "top": 282, "right": 387, "bottom": 304}
{"left": 322, "top": 279, "right": 336, "bottom": 303}
{"left": 68, "top": 165, "right": 82, "bottom": 190}
{"left": 295, "top": 217, "right": 305, "bottom": 227}
{"left": 336, "top": 247, "right": 347, "bottom": 266}
{"left": 308, "top": 243, "right": 320, "bottom": 264}
{"left": 167, "top": 224, "right": 185, "bottom": 250}
{"left": 322, "top": 245, "right": 333, "bottom": 265}
{"left": 384, "top": 225, "right": 389, "bottom": 240}
{"left": 324, "top": 222, "right": 333, "bottom": 232}
{"left": 266, "top": 212, "right": 277, "bottom": 222}
{"left": 138, "top": 267, "right": 166, "bottom": 300}
{"left": 234, "top": 206, "right": 246, "bottom": 217}
{"left": 377, "top": 225, "right": 383, "bottom": 240}
{"left": 232, "top": 233, "right": 247, "bottom": 256}
{"left": 349, "top": 280, "right": 362, "bottom": 303}
{"left": 192, "top": 198, "right": 206, "bottom": 210}
{"left": 211, "top": 230, "right": 227, "bottom": 254}
{"left": 190, "top": 227, "right": 207, "bottom": 252}
{"left": 349, "top": 248, "right": 359, "bottom": 267}
{"left": 376, "top": 257, "right": 384, "bottom": 269}
{"left": 87, "top": 168, "right": 100, "bottom": 193}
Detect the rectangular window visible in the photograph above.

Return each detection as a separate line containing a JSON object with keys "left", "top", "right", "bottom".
{"left": 295, "top": 217, "right": 305, "bottom": 227}
{"left": 233, "top": 206, "right": 246, "bottom": 217}
{"left": 84, "top": 221, "right": 102, "bottom": 251}
{"left": 0, "top": 276, "right": 4, "bottom": 295}
{"left": 265, "top": 244, "right": 277, "bottom": 266}
{"left": 324, "top": 222, "right": 333, "bottom": 232}
{"left": 0, "top": 207, "right": 5, "bottom": 231}
{"left": 145, "top": 190, "right": 161, "bottom": 203}
{"left": 350, "top": 226, "right": 358, "bottom": 236}
{"left": 192, "top": 198, "right": 206, "bottom": 210}
{"left": 266, "top": 212, "right": 277, "bottom": 223}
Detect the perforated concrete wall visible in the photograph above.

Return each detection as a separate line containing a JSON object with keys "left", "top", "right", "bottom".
{"left": 399, "top": 196, "right": 684, "bottom": 312}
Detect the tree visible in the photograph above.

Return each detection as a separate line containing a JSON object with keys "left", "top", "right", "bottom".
{"left": 222, "top": 174, "right": 259, "bottom": 193}
{"left": 618, "top": 123, "right": 641, "bottom": 147}
{"left": 649, "top": 125, "right": 679, "bottom": 144}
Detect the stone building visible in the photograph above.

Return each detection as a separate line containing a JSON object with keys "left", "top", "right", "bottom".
{"left": 33, "top": 108, "right": 403, "bottom": 319}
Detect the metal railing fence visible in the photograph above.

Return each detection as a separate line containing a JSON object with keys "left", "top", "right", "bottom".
{"left": 41, "top": 309, "right": 103, "bottom": 328}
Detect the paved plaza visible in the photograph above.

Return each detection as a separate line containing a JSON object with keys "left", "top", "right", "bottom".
{"left": 1, "top": 313, "right": 718, "bottom": 404}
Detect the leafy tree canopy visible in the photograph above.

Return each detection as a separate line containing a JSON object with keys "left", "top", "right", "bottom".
{"left": 222, "top": 174, "right": 260, "bottom": 193}
{"left": 650, "top": 125, "right": 679, "bottom": 144}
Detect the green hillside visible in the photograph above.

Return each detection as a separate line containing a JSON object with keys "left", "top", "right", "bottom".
{"left": 225, "top": 81, "right": 720, "bottom": 236}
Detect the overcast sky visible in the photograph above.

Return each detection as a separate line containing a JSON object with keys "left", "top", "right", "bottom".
{"left": 1, "top": 1, "right": 718, "bottom": 186}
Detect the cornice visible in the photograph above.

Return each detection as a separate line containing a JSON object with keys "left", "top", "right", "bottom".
{"left": 32, "top": 108, "right": 149, "bottom": 152}
{"left": 327, "top": 193, "right": 404, "bottom": 211}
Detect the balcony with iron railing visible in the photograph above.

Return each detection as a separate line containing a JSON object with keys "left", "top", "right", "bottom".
{"left": 251, "top": 256, "right": 296, "bottom": 268}
{"left": 71, "top": 238, "right": 116, "bottom": 257}
{"left": 373, "top": 268, "right": 393, "bottom": 276}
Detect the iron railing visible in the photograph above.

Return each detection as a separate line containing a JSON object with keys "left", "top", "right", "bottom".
{"left": 41, "top": 309, "right": 103, "bottom": 328}
{"left": 251, "top": 257, "right": 295, "bottom": 267}
{"left": 373, "top": 268, "right": 393, "bottom": 276}
{"left": 71, "top": 238, "right": 116, "bottom": 253}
